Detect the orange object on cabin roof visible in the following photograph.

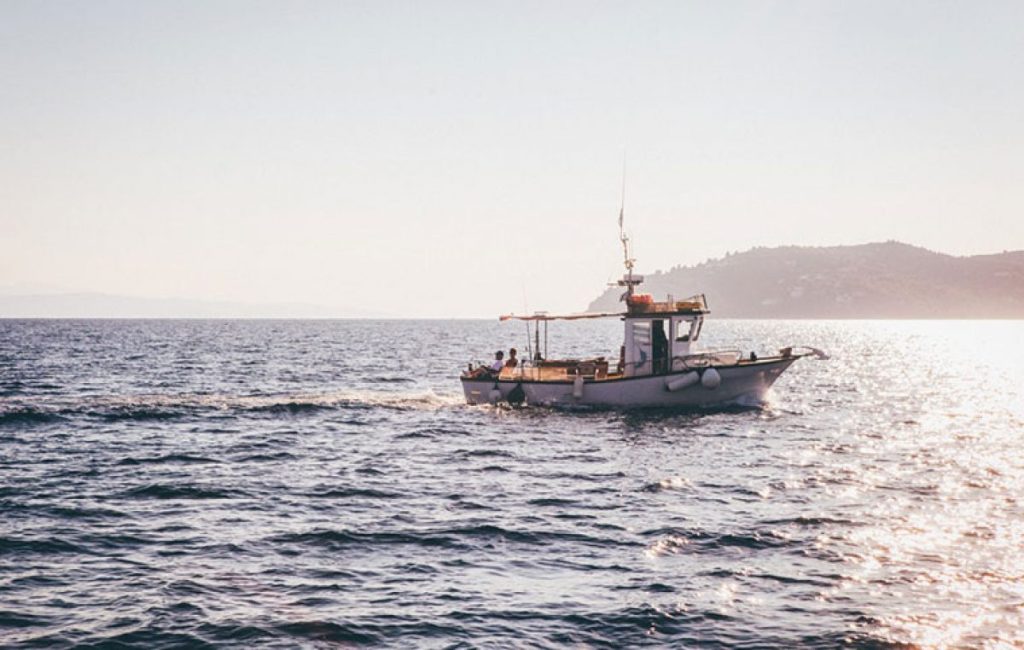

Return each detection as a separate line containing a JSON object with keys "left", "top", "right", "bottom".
{"left": 627, "top": 293, "right": 653, "bottom": 305}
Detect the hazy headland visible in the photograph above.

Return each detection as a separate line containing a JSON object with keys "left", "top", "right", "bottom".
{"left": 588, "top": 241, "right": 1024, "bottom": 319}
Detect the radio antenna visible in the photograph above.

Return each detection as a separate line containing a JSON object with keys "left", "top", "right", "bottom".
{"left": 618, "top": 158, "right": 632, "bottom": 273}
{"left": 616, "top": 157, "right": 641, "bottom": 301}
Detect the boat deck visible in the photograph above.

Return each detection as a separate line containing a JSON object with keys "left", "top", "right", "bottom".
{"left": 470, "top": 351, "right": 792, "bottom": 384}
{"left": 498, "top": 365, "right": 621, "bottom": 383}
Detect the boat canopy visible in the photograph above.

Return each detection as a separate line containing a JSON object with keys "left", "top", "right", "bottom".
{"left": 499, "top": 311, "right": 625, "bottom": 322}
{"left": 499, "top": 295, "right": 709, "bottom": 322}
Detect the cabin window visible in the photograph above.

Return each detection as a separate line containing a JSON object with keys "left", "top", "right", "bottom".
{"left": 675, "top": 318, "right": 692, "bottom": 342}
{"left": 632, "top": 321, "right": 651, "bottom": 345}
{"left": 675, "top": 317, "right": 703, "bottom": 342}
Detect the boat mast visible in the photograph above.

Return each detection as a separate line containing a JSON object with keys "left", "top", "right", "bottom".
{"left": 617, "top": 163, "right": 642, "bottom": 301}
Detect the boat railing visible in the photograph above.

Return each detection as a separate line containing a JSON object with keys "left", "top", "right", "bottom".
{"left": 470, "top": 350, "right": 746, "bottom": 381}
{"left": 497, "top": 358, "right": 612, "bottom": 382}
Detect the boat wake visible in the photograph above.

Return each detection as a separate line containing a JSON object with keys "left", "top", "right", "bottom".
{"left": 0, "top": 389, "right": 466, "bottom": 423}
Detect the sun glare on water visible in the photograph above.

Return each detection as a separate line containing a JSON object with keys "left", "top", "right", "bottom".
{"left": 808, "top": 321, "right": 1024, "bottom": 647}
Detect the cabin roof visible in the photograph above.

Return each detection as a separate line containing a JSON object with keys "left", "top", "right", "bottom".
{"left": 498, "top": 295, "right": 709, "bottom": 322}
{"left": 499, "top": 311, "right": 624, "bottom": 322}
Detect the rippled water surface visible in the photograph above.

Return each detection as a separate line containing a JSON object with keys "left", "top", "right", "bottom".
{"left": 2, "top": 319, "right": 1024, "bottom": 648}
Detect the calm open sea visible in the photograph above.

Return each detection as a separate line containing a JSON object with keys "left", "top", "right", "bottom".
{"left": 2, "top": 318, "right": 1023, "bottom": 648}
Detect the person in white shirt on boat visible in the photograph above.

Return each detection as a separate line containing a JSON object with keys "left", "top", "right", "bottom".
{"left": 465, "top": 351, "right": 508, "bottom": 379}
{"left": 489, "top": 351, "right": 505, "bottom": 373}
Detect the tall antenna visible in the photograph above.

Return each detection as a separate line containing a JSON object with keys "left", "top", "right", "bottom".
{"left": 616, "top": 158, "right": 642, "bottom": 301}
{"left": 619, "top": 158, "right": 632, "bottom": 273}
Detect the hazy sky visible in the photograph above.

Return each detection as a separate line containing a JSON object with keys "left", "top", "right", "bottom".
{"left": 3, "top": 1, "right": 1022, "bottom": 317}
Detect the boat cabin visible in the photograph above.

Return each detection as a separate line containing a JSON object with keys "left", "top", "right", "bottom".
{"left": 622, "top": 293, "right": 708, "bottom": 377}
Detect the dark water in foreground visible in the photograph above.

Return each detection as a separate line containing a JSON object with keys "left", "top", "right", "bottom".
{"left": 2, "top": 319, "right": 1023, "bottom": 648}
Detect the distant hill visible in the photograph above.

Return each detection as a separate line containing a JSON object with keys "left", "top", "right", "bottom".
{"left": 587, "top": 242, "right": 1024, "bottom": 318}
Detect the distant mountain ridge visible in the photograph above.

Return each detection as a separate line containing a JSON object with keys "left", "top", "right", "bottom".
{"left": 587, "top": 242, "right": 1024, "bottom": 318}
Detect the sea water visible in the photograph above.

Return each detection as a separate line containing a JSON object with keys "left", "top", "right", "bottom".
{"left": 2, "top": 319, "right": 1023, "bottom": 647}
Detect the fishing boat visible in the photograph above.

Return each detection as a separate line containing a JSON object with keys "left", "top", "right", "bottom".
{"left": 460, "top": 198, "right": 826, "bottom": 409}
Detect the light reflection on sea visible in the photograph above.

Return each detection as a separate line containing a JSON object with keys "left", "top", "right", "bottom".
{"left": 781, "top": 320, "right": 1024, "bottom": 647}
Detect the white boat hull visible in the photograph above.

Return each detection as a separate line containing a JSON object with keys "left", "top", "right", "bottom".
{"left": 461, "top": 357, "right": 798, "bottom": 409}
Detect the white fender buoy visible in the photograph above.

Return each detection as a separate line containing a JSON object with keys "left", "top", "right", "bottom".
{"left": 665, "top": 371, "right": 700, "bottom": 392}
{"left": 488, "top": 388, "right": 502, "bottom": 403}
{"left": 572, "top": 375, "right": 585, "bottom": 399}
{"left": 701, "top": 367, "right": 721, "bottom": 389}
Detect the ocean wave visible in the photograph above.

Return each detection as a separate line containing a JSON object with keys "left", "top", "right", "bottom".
{"left": 274, "top": 621, "right": 384, "bottom": 645}
{"left": 70, "top": 628, "right": 222, "bottom": 649}
{"left": 0, "top": 408, "right": 65, "bottom": 426}
{"left": 761, "top": 515, "right": 861, "bottom": 527}
{"left": 229, "top": 451, "right": 298, "bottom": 462}
{"left": 304, "top": 487, "right": 404, "bottom": 499}
{"left": 527, "top": 497, "right": 580, "bottom": 507}
{"left": 642, "top": 476, "right": 696, "bottom": 492}
{"left": 0, "top": 610, "right": 51, "bottom": 630}
{"left": 94, "top": 407, "right": 185, "bottom": 421}
{"left": 644, "top": 526, "right": 798, "bottom": 557}
{"left": 271, "top": 524, "right": 635, "bottom": 552}
{"left": 41, "top": 505, "right": 130, "bottom": 521}
{"left": 117, "top": 454, "right": 221, "bottom": 466}
{"left": 119, "top": 484, "right": 246, "bottom": 500}
{"left": 270, "top": 529, "right": 462, "bottom": 551}
{"left": 248, "top": 401, "right": 340, "bottom": 414}
{"left": 0, "top": 381, "right": 27, "bottom": 397}
{"left": 456, "top": 448, "right": 517, "bottom": 459}
{"left": 0, "top": 536, "right": 90, "bottom": 557}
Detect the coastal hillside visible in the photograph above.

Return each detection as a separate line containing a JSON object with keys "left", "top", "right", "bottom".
{"left": 586, "top": 242, "right": 1024, "bottom": 318}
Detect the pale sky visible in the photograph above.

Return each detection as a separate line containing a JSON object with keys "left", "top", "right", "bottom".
{"left": 3, "top": 1, "right": 1022, "bottom": 317}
